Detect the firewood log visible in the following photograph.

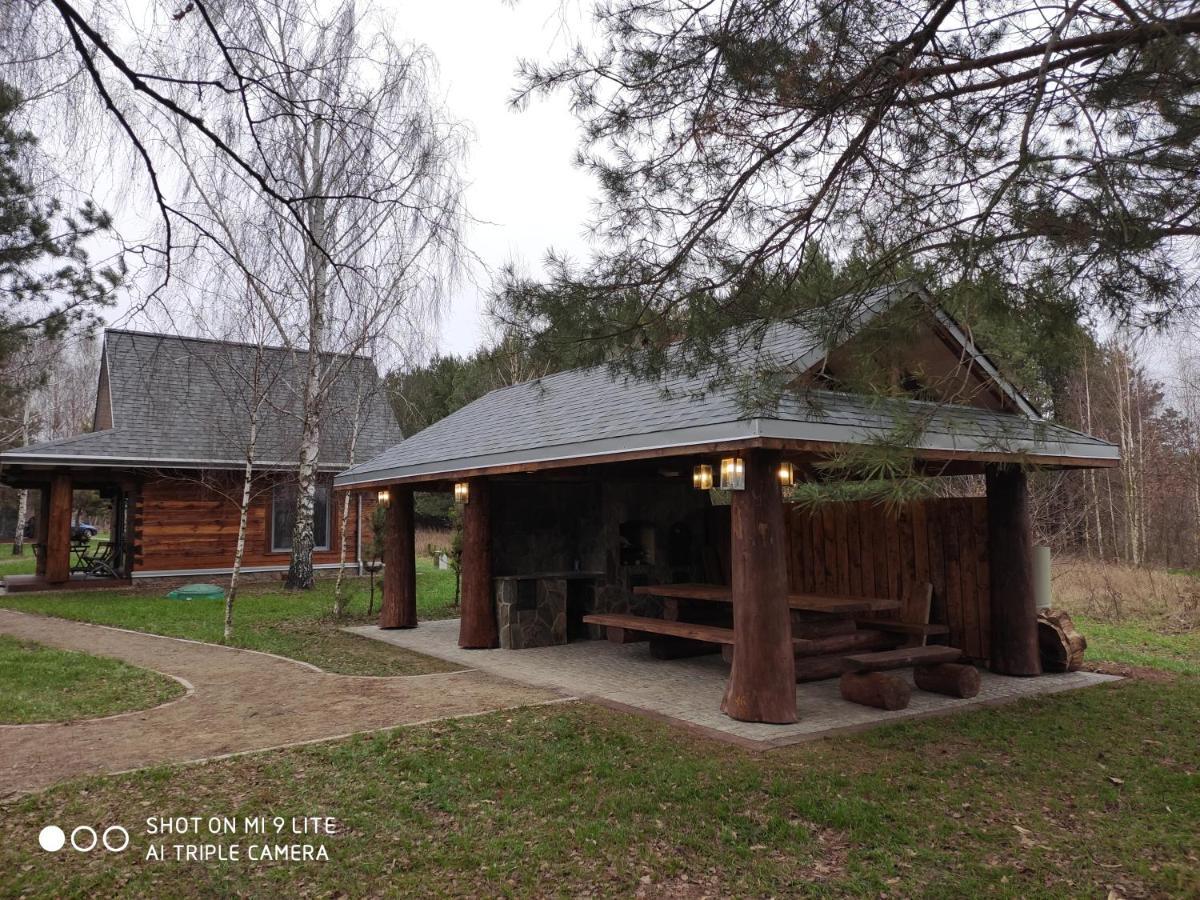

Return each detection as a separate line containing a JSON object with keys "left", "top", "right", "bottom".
{"left": 838, "top": 672, "right": 911, "bottom": 710}
{"left": 1037, "top": 608, "right": 1087, "bottom": 672}
{"left": 913, "top": 662, "right": 981, "bottom": 698}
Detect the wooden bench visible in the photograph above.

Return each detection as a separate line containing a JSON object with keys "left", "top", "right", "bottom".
{"left": 582, "top": 613, "right": 735, "bottom": 646}
{"left": 841, "top": 645, "right": 962, "bottom": 672}
{"left": 584, "top": 613, "right": 896, "bottom": 652}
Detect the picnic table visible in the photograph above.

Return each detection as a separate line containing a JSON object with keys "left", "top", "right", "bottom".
{"left": 584, "top": 582, "right": 945, "bottom": 679}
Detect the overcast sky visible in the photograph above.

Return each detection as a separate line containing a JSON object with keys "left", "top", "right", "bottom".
{"left": 388, "top": 0, "right": 597, "bottom": 357}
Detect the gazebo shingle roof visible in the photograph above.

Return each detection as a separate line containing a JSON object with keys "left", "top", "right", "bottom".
{"left": 336, "top": 286, "right": 1117, "bottom": 487}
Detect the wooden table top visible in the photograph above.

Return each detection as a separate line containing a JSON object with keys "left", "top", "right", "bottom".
{"left": 633, "top": 582, "right": 901, "bottom": 614}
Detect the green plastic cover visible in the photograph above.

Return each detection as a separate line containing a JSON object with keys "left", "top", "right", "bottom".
{"left": 166, "top": 583, "right": 225, "bottom": 601}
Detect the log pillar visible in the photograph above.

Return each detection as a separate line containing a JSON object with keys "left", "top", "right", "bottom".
{"left": 379, "top": 485, "right": 417, "bottom": 629}
{"left": 721, "top": 448, "right": 797, "bottom": 723}
{"left": 458, "top": 477, "right": 498, "bottom": 649}
{"left": 44, "top": 472, "right": 73, "bottom": 584}
{"left": 34, "top": 486, "right": 50, "bottom": 577}
{"left": 985, "top": 464, "right": 1042, "bottom": 676}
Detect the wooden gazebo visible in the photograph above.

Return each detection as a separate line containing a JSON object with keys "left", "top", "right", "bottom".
{"left": 336, "top": 286, "right": 1118, "bottom": 724}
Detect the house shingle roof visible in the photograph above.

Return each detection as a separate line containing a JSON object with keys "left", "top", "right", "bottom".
{"left": 2, "top": 330, "right": 401, "bottom": 471}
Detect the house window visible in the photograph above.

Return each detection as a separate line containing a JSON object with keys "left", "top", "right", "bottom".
{"left": 271, "top": 482, "right": 331, "bottom": 552}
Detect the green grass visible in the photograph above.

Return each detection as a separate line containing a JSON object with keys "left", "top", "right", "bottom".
{"left": 1, "top": 563, "right": 1196, "bottom": 895}
{"left": 2, "top": 679, "right": 1196, "bottom": 897}
{"left": 0, "top": 634, "right": 185, "bottom": 724}
{"left": 0, "top": 542, "right": 36, "bottom": 577}
{"left": 0, "top": 559, "right": 462, "bottom": 676}
{"left": 1074, "top": 615, "right": 1200, "bottom": 675}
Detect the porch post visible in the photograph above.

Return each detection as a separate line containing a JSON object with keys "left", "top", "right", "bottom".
{"left": 34, "top": 486, "right": 50, "bottom": 577}
{"left": 44, "top": 472, "right": 73, "bottom": 584}
{"left": 722, "top": 448, "right": 797, "bottom": 723}
{"left": 458, "top": 477, "right": 498, "bottom": 649}
{"left": 985, "top": 464, "right": 1042, "bottom": 676}
{"left": 379, "top": 485, "right": 417, "bottom": 629}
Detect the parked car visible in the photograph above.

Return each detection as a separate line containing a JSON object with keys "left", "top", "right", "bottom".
{"left": 71, "top": 523, "right": 99, "bottom": 542}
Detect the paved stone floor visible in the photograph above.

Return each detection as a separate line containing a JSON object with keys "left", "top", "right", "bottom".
{"left": 349, "top": 619, "right": 1120, "bottom": 747}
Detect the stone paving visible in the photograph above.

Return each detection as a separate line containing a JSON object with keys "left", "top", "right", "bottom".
{"left": 349, "top": 618, "right": 1121, "bottom": 747}
{"left": 0, "top": 610, "right": 562, "bottom": 797}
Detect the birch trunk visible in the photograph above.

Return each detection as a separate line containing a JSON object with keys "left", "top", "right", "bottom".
{"left": 333, "top": 384, "right": 366, "bottom": 616}
{"left": 284, "top": 128, "right": 328, "bottom": 592}
{"left": 226, "top": 415, "right": 259, "bottom": 642}
{"left": 11, "top": 403, "right": 30, "bottom": 555}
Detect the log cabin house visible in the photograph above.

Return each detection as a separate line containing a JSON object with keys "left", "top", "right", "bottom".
{"left": 335, "top": 283, "right": 1120, "bottom": 724}
{"left": 0, "top": 329, "right": 399, "bottom": 591}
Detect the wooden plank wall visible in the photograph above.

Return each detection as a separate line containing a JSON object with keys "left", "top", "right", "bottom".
{"left": 783, "top": 497, "right": 991, "bottom": 661}
{"left": 135, "top": 474, "right": 374, "bottom": 574}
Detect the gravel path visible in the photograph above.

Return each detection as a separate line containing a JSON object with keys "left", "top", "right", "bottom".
{"left": 0, "top": 610, "right": 564, "bottom": 797}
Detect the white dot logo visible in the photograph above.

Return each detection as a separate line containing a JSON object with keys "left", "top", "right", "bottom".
{"left": 38, "top": 825, "right": 66, "bottom": 852}
{"left": 102, "top": 826, "right": 130, "bottom": 853}
{"left": 70, "top": 826, "right": 98, "bottom": 852}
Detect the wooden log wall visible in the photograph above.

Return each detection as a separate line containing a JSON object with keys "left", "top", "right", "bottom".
{"left": 783, "top": 497, "right": 991, "bottom": 662}
{"left": 136, "top": 473, "right": 374, "bottom": 574}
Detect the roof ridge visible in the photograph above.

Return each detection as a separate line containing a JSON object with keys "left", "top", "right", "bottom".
{"left": 104, "top": 328, "right": 376, "bottom": 362}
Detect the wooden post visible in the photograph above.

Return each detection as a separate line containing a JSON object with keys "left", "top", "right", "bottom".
{"left": 379, "top": 485, "right": 417, "bottom": 629}
{"left": 985, "top": 464, "right": 1042, "bottom": 676}
{"left": 458, "top": 477, "right": 498, "bottom": 648}
{"left": 34, "top": 486, "right": 50, "bottom": 576}
{"left": 44, "top": 473, "right": 72, "bottom": 584}
{"left": 721, "top": 449, "right": 797, "bottom": 723}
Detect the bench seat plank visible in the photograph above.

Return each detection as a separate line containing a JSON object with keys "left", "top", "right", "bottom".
{"left": 583, "top": 613, "right": 735, "bottom": 645}
{"left": 841, "top": 645, "right": 962, "bottom": 672}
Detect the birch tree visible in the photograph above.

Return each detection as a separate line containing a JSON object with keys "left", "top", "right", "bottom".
{"left": 153, "top": 0, "right": 464, "bottom": 590}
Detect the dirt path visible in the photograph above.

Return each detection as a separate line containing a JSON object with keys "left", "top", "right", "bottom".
{"left": 0, "top": 610, "right": 564, "bottom": 798}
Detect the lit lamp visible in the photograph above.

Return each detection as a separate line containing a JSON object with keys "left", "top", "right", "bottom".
{"left": 719, "top": 456, "right": 745, "bottom": 490}
{"left": 453, "top": 481, "right": 470, "bottom": 504}
{"left": 777, "top": 461, "right": 795, "bottom": 487}
{"left": 376, "top": 488, "right": 391, "bottom": 507}
{"left": 692, "top": 464, "right": 713, "bottom": 490}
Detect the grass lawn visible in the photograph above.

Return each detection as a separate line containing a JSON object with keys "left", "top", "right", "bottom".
{"left": 0, "top": 634, "right": 185, "bottom": 724}
{"left": 0, "top": 559, "right": 461, "bottom": 676}
{"left": 2, "top": 678, "right": 1196, "bottom": 897}
{"left": 1, "top": 562, "right": 1197, "bottom": 896}
{"left": 0, "top": 542, "right": 36, "bottom": 577}
{"left": 1075, "top": 615, "right": 1200, "bottom": 675}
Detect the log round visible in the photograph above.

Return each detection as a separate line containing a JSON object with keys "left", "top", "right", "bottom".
{"left": 838, "top": 672, "right": 912, "bottom": 710}
{"left": 913, "top": 662, "right": 981, "bottom": 698}
{"left": 721, "top": 449, "right": 798, "bottom": 724}
{"left": 1037, "top": 608, "right": 1087, "bottom": 672}
{"left": 379, "top": 485, "right": 417, "bottom": 629}
{"left": 458, "top": 477, "right": 499, "bottom": 649}
{"left": 985, "top": 465, "right": 1042, "bottom": 676}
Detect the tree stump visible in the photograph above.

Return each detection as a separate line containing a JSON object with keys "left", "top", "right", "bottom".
{"left": 1037, "top": 608, "right": 1087, "bottom": 672}
{"left": 913, "top": 662, "right": 981, "bottom": 698}
{"left": 838, "top": 672, "right": 911, "bottom": 710}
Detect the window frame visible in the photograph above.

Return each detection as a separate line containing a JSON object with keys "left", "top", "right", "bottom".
{"left": 270, "top": 481, "right": 332, "bottom": 553}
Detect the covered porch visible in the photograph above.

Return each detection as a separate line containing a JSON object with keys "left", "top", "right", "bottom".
{"left": 353, "top": 429, "right": 1117, "bottom": 726}
{"left": 0, "top": 466, "right": 136, "bottom": 592}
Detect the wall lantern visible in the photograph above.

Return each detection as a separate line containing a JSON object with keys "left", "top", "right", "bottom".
{"left": 777, "top": 461, "right": 795, "bottom": 487}
{"left": 719, "top": 457, "right": 745, "bottom": 491}
{"left": 692, "top": 464, "right": 713, "bottom": 491}
{"left": 376, "top": 488, "right": 391, "bottom": 508}
{"left": 453, "top": 481, "right": 470, "bottom": 504}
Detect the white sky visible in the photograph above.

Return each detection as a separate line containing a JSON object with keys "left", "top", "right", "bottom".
{"left": 383, "top": 0, "right": 596, "bottom": 357}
